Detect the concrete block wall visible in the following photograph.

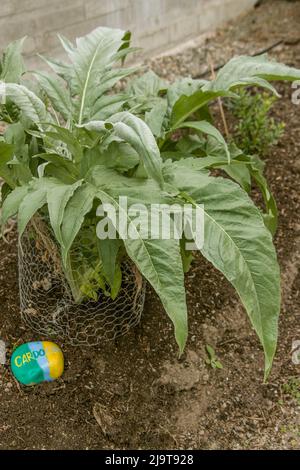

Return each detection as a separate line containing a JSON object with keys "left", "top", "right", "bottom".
{"left": 0, "top": 0, "right": 256, "bottom": 66}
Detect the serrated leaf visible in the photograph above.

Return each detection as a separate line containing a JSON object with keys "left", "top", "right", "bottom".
{"left": 57, "top": 34, "right": 76, "bottom": 55}
{"left": 96, "top": 66, "right": 139, "bottom": 98}
{"left": 167, "top": 77, "right": 208, "bottom": 108}
{"left": 47, "top": 180, "right": 83, "bottom": 246}
{"left": 83, "top": 112, "right": 164, "bottom": 187}
{"left": 208, "top": 54, "right": 300, "bottom": 93}
{"left": 128, "top": 70, "right": 167, "bottom": 97}
{"left": 223, "top": 162, "right": 251, "bottom": 192}
{"left": 38, "top": 54, "right": 75, "bottom": 87}
{"left": 242, "top": 154, "right": 278, "bottom": 235}
{"left": 90, "top": 93, "right": 128, "bottom": 121}
{"left": 170, "top": 89, "right": 234, "bottom": 128}
{"left": 1, "top": 185, "right": 29, "bottom": 227}
{"left": 0, "top": 82, "right": 51, "bottom": 126}
{"left": 33, "top": 152, "right": 78, "bottom": 176}
{"left": 17, "top": 180, "right": 49, "bottom": 237}
{"left": 1, "top": 37, "right": 26, "bottom": 83}
{"left": 65, "top": 27, "right": 130, "bottom": 124}
{"left": 61, "top": 183, "right": 98, "bottom": 265}
{"left": 145, "top": 99, "right": 168, "bottom": 137}
{"left": 34, "top": 71, "right": 73, "bottom": 120}
{"left": 42, "top": 124, "right": 83, "bottom": 162}
{"left": 176, "top": 120, "right": 230, "bottom": 163}
{"left": 96, "top": 187, "right": 188, "bottom": 352}
{"left": 164, "top": 161, "right": 280, "bottom": 378}
{"left": 97, "top": 238, "right": 122, "bottom": 287}
{"left": 109, "top": 112, "right": 164, "bottom": 187}
{"left": 100, "top": 141, "right": 139, "bottom": 173}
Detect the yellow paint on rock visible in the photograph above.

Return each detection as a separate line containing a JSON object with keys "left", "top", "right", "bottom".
{"left": 42, "top": 341, "right": 64, "bottom": 379}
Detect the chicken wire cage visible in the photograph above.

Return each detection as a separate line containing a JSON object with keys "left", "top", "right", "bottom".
{"left": 18, "top": 217, "right": 146, "bottom": 346}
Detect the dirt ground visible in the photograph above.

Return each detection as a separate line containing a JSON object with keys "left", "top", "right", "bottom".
{"left": 0, "top": 0, "right": 300, "bottom": 450}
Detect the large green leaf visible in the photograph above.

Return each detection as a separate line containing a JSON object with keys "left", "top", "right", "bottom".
{"left": 176, "top": 121, "right": 230, "bottom": 163}
{"left": 33, "top": 153, "right": 78, "bottom": 177}
{"left": 164, "top": 160, "right": 280, "bottom": 378}
{"left": 14, "top": 177, "right": 80, "bottom": 239}
{"left": 83, "top": 141, "right": 139, "bottom": 175}
{"left": 17, "top": 179, "right": 50, "bottom": 237}
{"left": 47, "top": 180, "right": 83, "bottom": 246}
{"left": 241, "top": 154, "right": 278, "bottom": 235}
{"left": 60, "top": 183, "right": 98, "bottom": 265}
{"left": 127, "top": 70, "right": 167, "bottom": 98}
{"left": 1, "top": 185, "right": 29, "bottom": 227}
{"left": 87, "top": 165, "right": 187, "bottom": 349}
{"left": 97, "top": 238, "right": 122, "bottom": 287}
{"left": 41, "top": 124, "right": 83, "bottom": 163}
{"left": 95, "top": 185, "right": 188, "bottom": 352}
{"left": 43, "top": 163, "right": 76, "bottom": 184}
{"left": 0, "top": 37, "right": 26, "bottom": 83}
{"left": 170, "top": 89, "right": 234, "bottom": 128}
{"left": 65, "top": 27, "right": 130, "bottom": 124}
{"left": 167, "top": 77, "right": 208, "bottom": 108}
{"left": 145, "top": 99, "right": 168, "bottom": 137}
{"left": 168, "top": 55, "right": 300, "bottom": 129}
{"left": 34, "top": 71, "right": 73, "bottom": 121}
{"left": 90, "top": 93, "right": 128, "bottom": 121}
{"left": 208, "top": 54, "right": 300, "bottom": 93}
{"left": 91, "top": 93, "right": 128, "bottom": 121}
{"left": 95, "top": 66, "right": 138, "bottom": 99}
{"left": 109, "top": 112, "right": 164, "bottom": 187}
{"left": 83, "top": 112, "right": 164, "bottom": 187}
{"left": 0, "top": 82, "right": 51, "bottom": 125}
{"left": 38, "top": 55, "right": 75, "bottom": 87}
{"left": 222, "top": 161, "right": 251, "bottom": 193}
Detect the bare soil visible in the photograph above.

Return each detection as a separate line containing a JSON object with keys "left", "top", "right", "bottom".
{"left": 0, "top": 0, "right": 300, "bottom": 450}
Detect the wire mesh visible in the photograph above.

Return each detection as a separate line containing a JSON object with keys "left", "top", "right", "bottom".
{"left": 18, "top": 218, "right": 146, "bottom": 345}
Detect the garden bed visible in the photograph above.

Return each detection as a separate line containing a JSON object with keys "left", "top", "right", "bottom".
{"left": 0, "top": 0, "right": 300, "bottom": 450}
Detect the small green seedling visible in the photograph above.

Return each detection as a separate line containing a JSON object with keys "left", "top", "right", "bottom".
{"left": 282, "top": 377, "right": 300, "bottom": 405}
{"left": 205, "top": 344, "right": 223, "bottom": 369}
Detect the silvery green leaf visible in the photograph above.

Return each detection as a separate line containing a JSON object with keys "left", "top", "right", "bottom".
{"left": 207, "top": 54, "right": 300, "bottom": 93}
{"left": 34, "top": 71, "right": 73, "bottom": 120}
{"left": 1, "top": 37, "right": 26, "bottom": 83}
{"left": 164, "top": 160, "right": 280, "bottom": 379}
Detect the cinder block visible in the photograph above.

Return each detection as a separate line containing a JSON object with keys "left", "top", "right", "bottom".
{"left": 33, "top": 5, "right": 85, "bottom": 33}
{"left": 85, "top": 0, "right": 129, "bottom": 20}
{"left": 14, "top": 0, "right": 83, "bottom": 14}
{"left": 169, "top": 15, "right": 199, "bottom": 44}
{"left": 137, "top": 26, "right": 172, "bottom": 56}
{"left": 0, "top": 0, "right": 14, "bottom": 18}
{"left": 90, "top": 8, "right": 134, "bottom": 31}
{"left": 22, "top": 36, "right": 36, "bottom": 56}
{"left": 0, "top": 16, "right": 36, "bottom": 46}
{"left": 14, "top": 0, "right": 55, "bottom": 13}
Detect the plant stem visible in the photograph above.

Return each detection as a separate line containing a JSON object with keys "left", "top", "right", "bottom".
{"left": 207, "top": 53, "right": 230, "bottom": 139}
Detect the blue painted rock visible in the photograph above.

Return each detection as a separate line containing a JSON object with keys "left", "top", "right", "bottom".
{"left": 11, "top": 341, "right": 64, "bottom": 385}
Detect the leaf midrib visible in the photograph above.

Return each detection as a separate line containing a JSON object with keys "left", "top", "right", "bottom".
{"left": 78, "top": 41, "right": 103, "bottom": 125}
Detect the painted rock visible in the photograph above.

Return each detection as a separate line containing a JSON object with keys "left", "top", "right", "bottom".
{"left": 11, "top": 341, "right": 64, "bottom": 386}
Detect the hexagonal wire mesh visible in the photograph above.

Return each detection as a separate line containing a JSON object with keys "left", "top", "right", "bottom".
{"left": 18, "top": 216, "right": 146, "bottom": 345}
